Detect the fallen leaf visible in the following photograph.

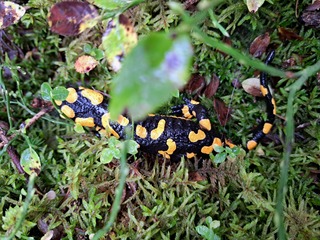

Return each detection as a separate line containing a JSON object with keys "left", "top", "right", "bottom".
{"left": 214, "top": 98, "right": 231, "bottom": 126}
{"left": 74, "top": 55, "right": 98, "bottom": 73}
{"left": 185, "top": 74, "right": 205, "bottom": 95}
{"left": 249, "top": 32, "right": 270, "bottom": 58}
{"left": 203, "top": 74, "right": 220, "bottom": 98}
{"left": 0, "top": 1, "right": 26, "bottom": 29}
{"left": 246, "top": 0, "right": 265, "bottom": 13}
{"left": 278, "top": 27, "right": 303, "bottom": 41}
{"left": 48, "top": 1, "right": 98, "bottom": 36}
{"left": 242, "top": 77, "right": 262, "bottom": 97}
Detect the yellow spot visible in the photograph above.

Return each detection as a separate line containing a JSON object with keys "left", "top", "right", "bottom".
{"left": 201, "top": 137, "right": 222, "bottom": 155}
{"left": 262, "top": 123, "right": 273, "bottom": 134}
{"left": 55, "top": 100, "right": 62, "bottom": 106}
{"left": 199, "top": 119, "right": 211, "bottom": 131}
{"left": 158, "top": 138, "right": 176, "bottom": 158}
{"left": 81, "top": 88, "right": 104, "bottom": 105}
{"left": 186, "top": 152, "right": 195, "bottom": 158}
{"left": 110, "top": 129, "right": 120, "bottom": 138}
{"left": 75, "top": 117, "right": 95, "bottom": 127}
{"left": 101, "top": 113, "right": 111, "bottom": 129}
{"left": 182, "top": 105, "right": 192, "bottom": 118}
{"left": 201, "top": 145, "right": 213, "bottom": 155}
{"left": 136, "top": 125, "right": 147, "bottom": 139}
{"left": 260, "top": 86, "right": 268, "bottom": 96}
{"left": 66, "top": 88, "right": 78, "bottom": 103}
{"left": 101, "top": 113, "right": 120, "bottom": 138}
{"left": 61, "top": 105, "right": 75, "bottom": 118}
{"left": 224, "top": 139, "right": 236, "bottom": 148}
{"left": 192, "top": 111, "right": 196, "bottom": 117}
{"left": 165, "top": 139, "right": 176, "bottom": 154}
{"left": 117, "top": 115, "right": 129, "bottom": 126}
{"left": 213, "top": 137, "right": 222, "bottom": 147}
{"left": 191, "top": 100, "right": 199, "bottom": 104}
{"left": 272, "top": 98, "right": 276, "bottom": 114}
{"left": 247, "top": 140, "right": 257, "bottom": 150}
{"left": 151, "top": 119, "right": 166, "bottom": 140}
{"left": 148, "top": 114, "right": 155, "bottom": 117}
{"left": 188, "top": 130, "right": 206, "bottom": 142}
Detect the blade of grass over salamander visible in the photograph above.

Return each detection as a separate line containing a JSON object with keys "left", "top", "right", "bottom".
{"left": 275, "top": 60, "right": 320, "bottom": 240}
{"left": 92, "top": 141, "right": 129, "bottom": 239}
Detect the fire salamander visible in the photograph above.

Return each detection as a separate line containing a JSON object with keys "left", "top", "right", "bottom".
{"left": 55, "top": 51, "right": 276, "bottom": 159}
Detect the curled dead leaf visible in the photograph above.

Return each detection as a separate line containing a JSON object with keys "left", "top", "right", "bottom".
{"left": 249, "top": 32, "right": 270, "bottom": 58}
{"left": 214, "top": 98, "right": 231, "bottom": 126}
{"left": 203, "top": 74, "right": 220, "bottom": 98}
{"left": 185, "top": 74, "right": 206, "bottom": 95}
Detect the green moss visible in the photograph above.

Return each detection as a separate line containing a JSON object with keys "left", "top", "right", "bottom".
{"left": 1, "top": 0, "right": 320, "bottom": 239}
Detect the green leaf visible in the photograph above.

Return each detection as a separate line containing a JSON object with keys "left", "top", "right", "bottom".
{"left": 210, "top": 220, "right": 221, "bottom": 229}
{"left": 123, "top": 139, "right": 139, "bottom": 155}
{"left": 20, "top": 148, "right": 41, "bottom": 176}
{"left": 213, "top": 145, "right": 224, "bottom": 153}
{"left": 109, "top": 32, "right": 192, "bottom": 120}
{"left": 213, "top": 152, "right": 227, "bottom": 164}
{"left": 196, "top": 225, "right": 210, "bottom": 237}
{"left": 40, "top": 82, "right": 52, "bottom": 101}
{"left": 83, "top": 43, "right": 92, "bottom": 53}
{"left": 91, "top": 48, "right": 105, "bottom": 60}
{"left": 74, "top": 123, "right": 85, "bottom": 133}
{"left": 52, "top": 86, "right": 69, "bottom": 101}
{"left": 100, "top": 148, "right": 115, "bottom": 163}
{"left": 205, "top": 216, "right": 213, "bottom": 225}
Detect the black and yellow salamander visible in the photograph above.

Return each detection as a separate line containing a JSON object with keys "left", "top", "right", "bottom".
{"left": 55, "top": 51, "right": 276, "bottom": 159}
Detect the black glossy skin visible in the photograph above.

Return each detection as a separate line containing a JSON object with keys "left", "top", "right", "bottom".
{"left": 58, "top": 51, "right": 276, "bottom": 158}
{"left": 134, "top": 115, "right": 220, "bottom": 158}
{"left": 60, "top": 89, "right": 220, "bottom": 158}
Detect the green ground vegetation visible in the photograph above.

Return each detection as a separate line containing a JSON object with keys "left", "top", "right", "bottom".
{"left": 1, "top": 0, "right": 320, "bottom": 239}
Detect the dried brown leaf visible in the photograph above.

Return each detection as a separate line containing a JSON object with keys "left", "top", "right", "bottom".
{"left": 48, "top": 1, "right": 98, "bottom": 36}
{"left": 214, "top": 98, "right": 231, "bottom": 126}
{"left": 203, "top": 74, "right": 220, "bottom": 98}
{"left": 249, "top": 32, "right": 270, "bottom": 58}
{"left": 242, "top": 77, "right": 262, "bottom": 97}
